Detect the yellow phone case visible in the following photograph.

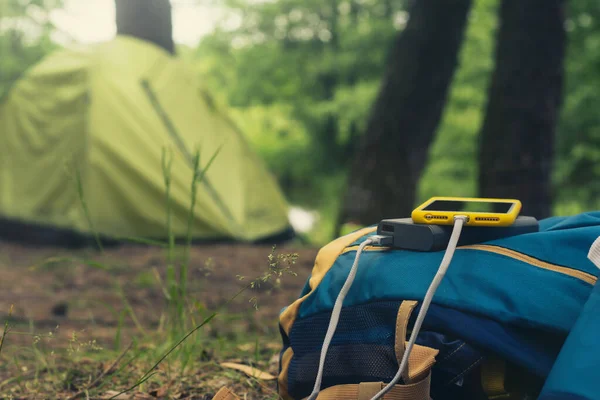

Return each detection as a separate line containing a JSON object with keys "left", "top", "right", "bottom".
{"left": 411, "top": 196, "right": 522, "bottom": 227}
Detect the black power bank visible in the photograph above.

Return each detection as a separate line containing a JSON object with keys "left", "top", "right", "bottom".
{"left": 376, "top": 216, "right": 539, "bottom": 252}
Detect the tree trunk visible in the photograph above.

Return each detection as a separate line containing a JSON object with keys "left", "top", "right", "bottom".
{"left": 477, "top": 0, "right": 566, "bottom": 219}
{"left": 316, "top": 0, "right": 341, "bottom": 170}
{"left": 115, "top": 0, "right": 175, "bottom": 55}
{"left": 337, "top": 0, "right": 472, "bottom": 228}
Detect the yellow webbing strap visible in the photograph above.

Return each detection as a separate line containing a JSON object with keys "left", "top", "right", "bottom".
{"left": 308, "top": 372, "right": 432, "bottom": 400}
{"left": 395, "top": 301, "right": 416, "bottom": 383}
{"left": 395, "top": 300, "right": 439, "bottom": 384}
{"left": 211, "top": 387, "right": 241, "bottom": 400}
{"left": 481, "top": 357, "right": 511, "bottom": 399}
{"left": 278, "top": 347, "right": 295, "bottom": 400}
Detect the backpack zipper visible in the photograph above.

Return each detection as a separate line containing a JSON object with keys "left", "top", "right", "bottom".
{"left": 460, "top": 244, "right": 597, "bottom": 285}
{"left": 340, "top": 243, "right": 597, "bottom": 285}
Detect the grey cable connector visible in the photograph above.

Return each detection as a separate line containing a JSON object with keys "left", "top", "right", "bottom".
{"left": 306, "top": 234, "right": 392, "bottom": 400}
{"left": 370, "top": 215, "right": 468, "bottom": 400}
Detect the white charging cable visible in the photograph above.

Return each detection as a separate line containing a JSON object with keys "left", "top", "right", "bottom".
{"left": 588, "top": 236, "right": 600, "bottom": 269}
{"left": 370, "top": 215, "right": 468, "bottom": 400}
{"left": 307, "top": 216, "right": 467, "bottom": 400}
{"left": 307, "top": 234, "right": 391, "bottom": 400}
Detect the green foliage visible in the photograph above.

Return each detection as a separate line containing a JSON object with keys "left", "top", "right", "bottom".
{"left": 191, "top": 1, "right": 408, "bottom": 241}
{"left": 554, "top": 0, "right": 600, "bottom": 213}
{"left": 193, "top": 0, "right": 402, "bottom": 201}
{"left": 0, "top": 0, "right": 63, "bottom": 99}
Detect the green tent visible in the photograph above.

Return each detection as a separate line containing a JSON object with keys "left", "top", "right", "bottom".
{"left": 0, "top": 36, "right": 293, "bottom": 244}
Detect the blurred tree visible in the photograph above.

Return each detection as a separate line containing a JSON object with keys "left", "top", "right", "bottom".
{"left": 194, "top": 0, "right": 403, "bottom": 212}
{"left": 416, "top": 0, "right": 498, "bottom": 203}
{"left": 192, "top": 0, "right": 596, "bottom": 243}
{"left": 337, "top": 0, "right": 473, "bottom": 227}
{"left": 477, "top": 0, "right": 566, "bottom": 219}
{"left": 115, "top": 0, "right": 175, "bottom": 54}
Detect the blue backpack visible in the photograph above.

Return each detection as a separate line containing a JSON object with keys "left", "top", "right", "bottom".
{"left": 277, "top": 212, "right": 600, "bottom": 400}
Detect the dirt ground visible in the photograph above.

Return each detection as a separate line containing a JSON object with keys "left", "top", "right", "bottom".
{"left": 0, "top": 239, "right": 319, "bottom": 352}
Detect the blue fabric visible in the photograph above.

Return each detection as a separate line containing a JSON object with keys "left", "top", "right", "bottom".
{"left": 417, "top": 304, "right": 564, "bottom": 378}
{"left": 298, "top": 213, "right": 600, "bottom": 336}
{"left": 539, "top": 281, "right": 600, "bottom": 399}
{"left": 539, "top": 393, "right": 596, "bottom": 400}
{"left": 487, "top": 213, "right": 600, "bottom": 274}
{"left": 416, "top": 331, "right": 483, "bottom": 386}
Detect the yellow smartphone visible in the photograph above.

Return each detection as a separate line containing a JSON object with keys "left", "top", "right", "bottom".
{"left": 411, "top": 196, "right": 522, "bottom": 227}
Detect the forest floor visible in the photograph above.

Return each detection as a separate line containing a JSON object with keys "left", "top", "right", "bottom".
{"left": 0, "top": 239, "right": 319, "bottom": 399}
